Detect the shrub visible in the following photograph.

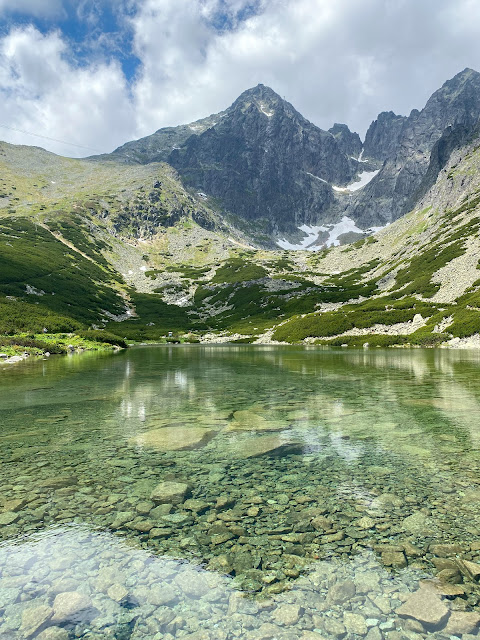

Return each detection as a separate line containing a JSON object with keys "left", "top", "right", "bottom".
{"left": 76, "top": 330, "right": 127, "bottom": 348}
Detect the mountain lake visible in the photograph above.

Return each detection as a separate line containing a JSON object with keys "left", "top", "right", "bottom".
{"left": 1, "top": 345, "right": 480, "bottom": 639}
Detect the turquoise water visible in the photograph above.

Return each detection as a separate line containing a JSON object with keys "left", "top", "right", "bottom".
{"left": 1, "top": 345, "right": 480, "bottom": 639}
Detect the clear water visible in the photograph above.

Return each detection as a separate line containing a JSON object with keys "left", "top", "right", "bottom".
{"left": 1, "top": 345, "right": 480, "bottom": 639}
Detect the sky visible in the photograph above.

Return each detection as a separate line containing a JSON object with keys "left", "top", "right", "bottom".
{"left": 0, "top": 0, "right": 479, "bottom": 158}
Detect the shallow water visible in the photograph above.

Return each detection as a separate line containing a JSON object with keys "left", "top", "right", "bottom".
{"left": 2, "top": 345, "right": 480, "bottom": 639}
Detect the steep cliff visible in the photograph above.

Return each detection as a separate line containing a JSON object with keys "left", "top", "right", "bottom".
{"left": 104, "top": 85, "right": 362, "bottom": 234}
{"left": 328, "top": 123, "right": 363, "bottom": 158}
{"left": 348, "top": 68, "right": 480, "bottom": 227}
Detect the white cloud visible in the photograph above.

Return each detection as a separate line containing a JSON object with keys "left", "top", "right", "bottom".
{"left": 129, "top": 0, "right": 480, "bottom": 140}
{"left": 0, "top": 0, "right": 64, "bottom": 18}
{"left": 1, "top": 0, "right": 480, "bottom": 156}
{"left": 0, "top": 26, "right": 135, "bottom": 156}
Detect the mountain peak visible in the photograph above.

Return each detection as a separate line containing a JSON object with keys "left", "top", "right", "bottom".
{"left": 434, "top": 67, "right": 480, "bottom": 98}
{"left": 236, "top": 84, "right": 282, "bottom": 102}
{"left": 231, "top": 84, "right": 300, "bottom": 121}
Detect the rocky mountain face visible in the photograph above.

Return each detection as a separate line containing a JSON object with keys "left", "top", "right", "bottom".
{"left": 328, "top": 123, "right": 362, "bottom": 158}
{"left": 362, "top": 111, "right": 407, "bottom": 163}
{"left": 97, "top": 68, "right": 480, "bottom": 243}
{"left": 348, "top": 68, "right": 480, "bottom": 227}
{"left": 105, "top": 85, "right": 362, "bottom": 234}
{"left": 1, "top": 116, "right": 480, "bottom": 348}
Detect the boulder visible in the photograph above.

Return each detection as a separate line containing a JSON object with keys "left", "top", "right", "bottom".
{"left": 402, "top": 511, "right": 430, "bottom": 534}
{"left": 0, "top": 512, "right": 19, "bottom": 526}
{"left": 344, "top": 612, "right": 367, "bottom": 635}
{"left": 444, "top": 611, "right": 480, "bottom": 635}
{"left": 327, "top": 580, "right": 356, "bottom": 604}
{"left": 20, "top": 605, "right": 53, "bottom": 638}
{"left": 174, "top": 571, "right": 210, "bottom": 598}
{"left": 147, "top": 584, "right": 177, "bottom": 606}
{"left": 382, "top": 550, "right": 407, "bottom": 568}
{"left": 235, "top": 435, "right": 301, "bottom": 459}
{"left": 227, "top": 409, "right": 288, "bottom": 432}
{"left": 107, "top": 584, "right": 128, "bottom": 602}
{"left": 429, "top": 543, "right": 463, "bottom": 557}
{"left": 39, "top": 476, "right": 77, "bottom": 489}
{"left": 456, "top": 558, "right": 480, "bottom": 580}
{"left": 272, "top": 604, "right": 303, "bottom": 626}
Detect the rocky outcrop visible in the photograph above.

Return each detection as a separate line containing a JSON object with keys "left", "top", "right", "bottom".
{"left": 408, "top": 121, "right": 480, "bottom": 208}
{"left": 363, "top": 111, "right": 407, "bottom": 163}
{"left": 105, "top": 85, "right": 360, "bottom": 233}
{"left": 349, "top": 68, "right": 480, "bottom": 227}
{"left": 328, "top": 123, "right": 362, "bottom": 158}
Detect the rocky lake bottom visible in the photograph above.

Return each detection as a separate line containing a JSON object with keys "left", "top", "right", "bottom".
{"left": 2, "top": 345, "right": 480, "bottom": 640}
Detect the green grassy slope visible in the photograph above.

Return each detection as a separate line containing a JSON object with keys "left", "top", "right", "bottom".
{"left": 0, "top": 137, "right": 480, "bottom": 349}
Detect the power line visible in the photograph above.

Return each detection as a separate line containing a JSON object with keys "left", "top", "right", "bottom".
{"left": 0, "top": 123, "right": 103, "bottom": 153}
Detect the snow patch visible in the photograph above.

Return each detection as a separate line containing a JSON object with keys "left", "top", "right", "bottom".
{"left": 333, "top": 170, "right": 380, "bottom": 193}
{"left": 305, "top": 172, "right": 329, "bottom": 184}
{"left": 277, "top": 224, "right": 327, "bottom": 250}
{"left": 258, "top": 101, "right": 274, "bottom": 117}
{"left": 276, "top": 216, "right": 387, "bottom": 251}
{"left": 324, "top": 216, "right": 363, "bottom": 246}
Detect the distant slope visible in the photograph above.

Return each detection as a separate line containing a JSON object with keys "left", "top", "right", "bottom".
{"left": 0, "top": 142, "right": 238, "bottom": 336}
{"left": 1, "top": 103, "right": 480, "bottom": 348}
{"left": 135, "top": 129, "right": 480, "bottom": 347}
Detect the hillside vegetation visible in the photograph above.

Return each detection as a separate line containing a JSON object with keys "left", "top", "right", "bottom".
{"left": 1, "top": 133, "right": 480, "bottom": 354}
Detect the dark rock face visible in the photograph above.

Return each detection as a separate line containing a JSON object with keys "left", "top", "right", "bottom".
{"left": 349, "top": 68, "right": 480, "bottom": 226}
{"left": 408, "top": 122, "right": 480, "bottom": 209}
{"left": 99, "top": 68, "right": 480, "bottom": 237}
{"left": 363, "top": 111, "right": 407, "bottom": 163}
{"left": 328, "top": 123, "right": 362, "bottom": 159}
{"left": 106, "top": 85, "right": 359, "bottom": 233}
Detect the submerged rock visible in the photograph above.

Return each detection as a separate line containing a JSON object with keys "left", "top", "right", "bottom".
{"left": 0, "top": 512, "right": 19, "bottom": 526}
{"left": 444, "top": 611, "right": 480, "bottom": 635}
{"left": 272, "top": 603, "right": 303, "bottom": 626}
{"left": 36, "top": 628, "right": 70, "bottom": 640}
{"left": 150, "top": 481, "right": 190, "bottom": 504}
{"left": 52, "top": 591, "right": 93, "bottom": 623}
{"left": 233, "top": 435, "right": 301, "bottom": 459}
{"left": 20, "top": 605, "right": 53, "bottom": 638}
{"left": 228, "top": 409, "right": 288, "bottom": 432}
{"left": 396, "top": 587, "right": 449, "bottom": 628}
{"left": 132, "top": 426, "right": 216, "bottom": 451}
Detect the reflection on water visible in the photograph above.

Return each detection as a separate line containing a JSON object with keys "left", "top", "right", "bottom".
{"left": 1, "top": 345, "right": 480, "bottom": 638}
